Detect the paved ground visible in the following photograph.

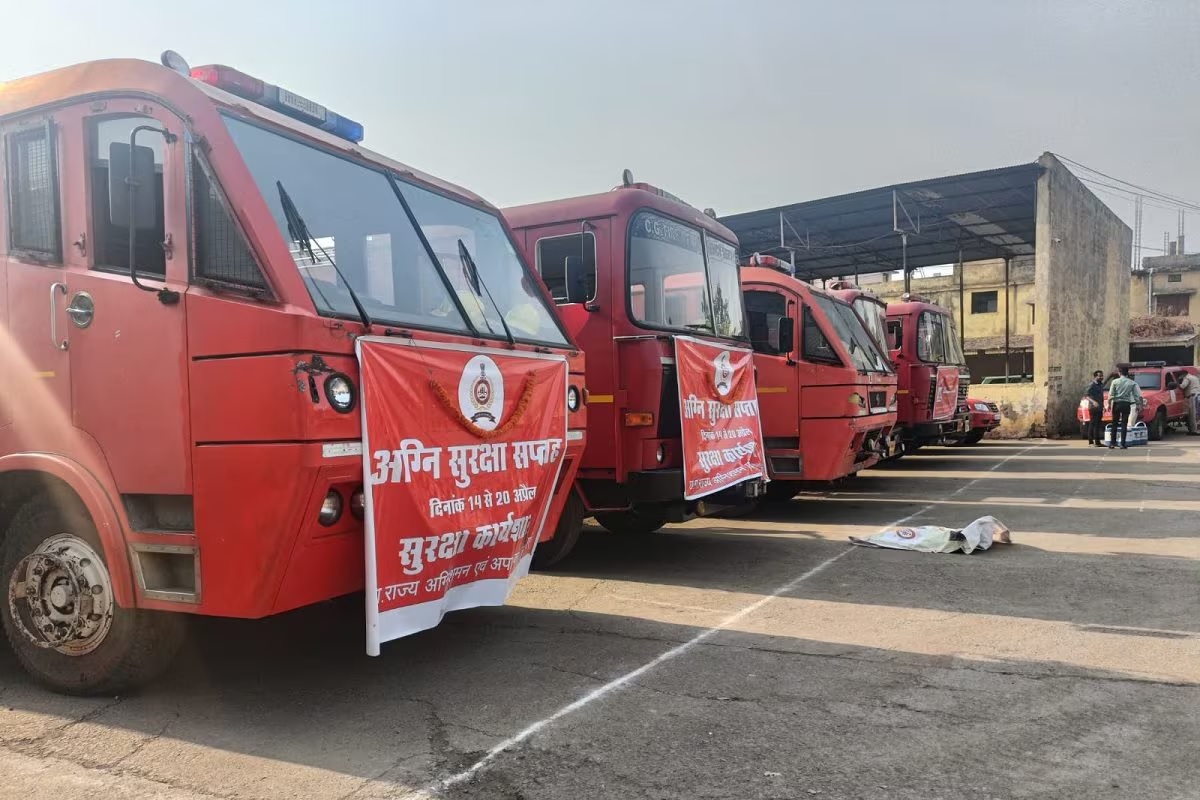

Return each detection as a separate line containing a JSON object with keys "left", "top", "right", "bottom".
{"left": 2, "top": 438, "right": 1198, "bottom": 799}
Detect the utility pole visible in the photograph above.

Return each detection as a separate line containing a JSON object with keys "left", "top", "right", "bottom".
{"left": 1133, "top": 195, "right": 1144, "bottom": 271}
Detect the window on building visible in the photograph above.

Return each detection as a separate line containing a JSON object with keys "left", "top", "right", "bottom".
{"left": 971, "top": 290, "right": 998, "bottom": 314}
{"left": 192, "top": 153, "right": 268, "bottom": 290}
{"left": 1030, "top": 303, "right": 1036, "bottom": 325}
{"left": 745, "top": 290, "right": 788, "bottom": 356}
{"left": 5, "top": 123, "right": 62, "bottom": 260}
{"left": 1155, "top": 295, "right": 1190, "bottom": 317}
{"left": 536, "top": 232, "right": 596, "bottom": 304}
{"left": 89, "top": 116, "right": 165, "bottom": 276}
{"left": 802, "top": 306, "right": 840, "bottom": 364}
{"left": 1168, "top": 273, "right": 1183, "bottom": 283}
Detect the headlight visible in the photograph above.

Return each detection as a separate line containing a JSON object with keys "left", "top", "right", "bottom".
{"left": 324, "top": 374, "right": 356, "bottom": 414}
{"left": 973, "top": 402, "right": 989, "bottom": 412}
{"left": 567, "top": 385, "right": 581, "bottom": 412}
{"left": 349, "top": 487, "right": 365, "bottom": 521}
{"left": 318, "top": 490, "right": 343, "bottom": 526}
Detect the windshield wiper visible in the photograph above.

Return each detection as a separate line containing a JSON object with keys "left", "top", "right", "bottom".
{"left": 684, "top": 321, "right": 714, "bottom": 332}
{"left": 457, "top": 239, "right": 515, "bottom": 347}
{"left": 276, "top": 181, "right": 373, "bottom": 330}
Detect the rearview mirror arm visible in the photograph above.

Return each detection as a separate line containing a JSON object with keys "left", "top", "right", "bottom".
{"left": 127, "top": 125, "right": 180, "bottom": 305}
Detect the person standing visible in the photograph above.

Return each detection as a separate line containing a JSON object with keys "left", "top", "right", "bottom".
{"left": 1106, "top": 366, "right": 1144, "bottom": 449}
{"left": 1085, "top": 370, "right": 1106, "bottom": 446}
{"left": 1178, "top": 370, "right": 1200, "bottom": 436}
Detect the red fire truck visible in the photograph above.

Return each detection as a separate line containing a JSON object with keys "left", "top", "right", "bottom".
{"left": 829, "top": 284, "right": 970, "bottom": 452}
{"left": 741, "top": 256, "right": 897, "bottom": 499}
{"left": 504, "top": 174, "right": 766, "bottom": 548}
{"left": 0, "top": 55, "right": 584, "bottom": 693}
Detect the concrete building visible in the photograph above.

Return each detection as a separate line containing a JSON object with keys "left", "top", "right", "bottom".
{"left": 721, "top": 153, "right": 1131, "bottom": 437}
{"left": 1129, "top": 251, "right": 1200, "bottom": 364}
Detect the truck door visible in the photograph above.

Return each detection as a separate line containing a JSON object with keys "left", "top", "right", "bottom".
{"left": 745, "top": 287, "right": 799, "bottom": 448}
{"left": 529, "top": 219, "right": 611, "bottom": 471}
{"left": 61, "top": 105, "right": 192, "bottom": 496}
{"left": 0, "top": 116, "right": 72, "bottom": 442}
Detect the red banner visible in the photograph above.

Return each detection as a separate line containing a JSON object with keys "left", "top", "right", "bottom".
{"left": 675, "top": 336, "right": 767, "bottom": 500}
{"left": 932, "top": 366, "right": 961, "bottom": 420}
{"left": 356, "top": 338, "right": 567, "bottom": 655}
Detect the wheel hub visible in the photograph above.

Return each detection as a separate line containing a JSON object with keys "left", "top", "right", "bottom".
{"left": 7, "top": 534, "right": 114, "bottom": 655}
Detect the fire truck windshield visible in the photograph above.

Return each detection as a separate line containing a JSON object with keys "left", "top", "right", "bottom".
{"left": 852, "top": 297, "right": 888, "bottom": 353}
{"left": 628, "top": 210, "right": 746, "bottom": 339}
{"left": 917, "top": 310, "right": 966, "bottom": 365}
{"left": 812, "top": 294, "right": 891, "bottom": 373}
{"left": 225, "top": 115, "right": 568, "bottom": 346}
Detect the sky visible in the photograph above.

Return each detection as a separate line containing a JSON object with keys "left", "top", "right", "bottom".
{"left": 3, "top": 0, "right": 1197, "bottom": 257}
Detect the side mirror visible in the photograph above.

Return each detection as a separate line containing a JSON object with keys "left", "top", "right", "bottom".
{"left": 777, "top": 316, "right": 795, "bottom": 354}
{"left": 563, "top": 256, "right": 590, "bottom": 305}
{"left": 108, "top": 142, "right": 158, "bottom": 230}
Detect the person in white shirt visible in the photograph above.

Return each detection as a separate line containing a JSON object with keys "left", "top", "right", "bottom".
{"left": 1178, "top": 370, "right": 1200, "bottom": 435}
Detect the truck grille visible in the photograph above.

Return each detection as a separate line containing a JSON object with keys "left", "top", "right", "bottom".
{"left": 985, "top": 401, "right": 999, "bottom": 412}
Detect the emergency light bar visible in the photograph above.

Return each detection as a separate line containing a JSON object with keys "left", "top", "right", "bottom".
{"left": 900, "top": 292, "right": 931, "bottom": 303}
{"left": 190, "top": 64, "right": 365, "bottom": 143}
{"left": 746, "top": 253, "right": 792, "bottom": 274}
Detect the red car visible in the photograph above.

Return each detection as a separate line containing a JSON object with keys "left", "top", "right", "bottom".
{"left": 1076, "top": 362, "right": 1200, "bottom": 440}
{"left": 961, "top": 397, "right": 1001, "bottom": 444}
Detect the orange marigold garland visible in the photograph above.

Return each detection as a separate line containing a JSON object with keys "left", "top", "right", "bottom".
{"left": 429, "top": 372, "right": 538, "bottom": 440}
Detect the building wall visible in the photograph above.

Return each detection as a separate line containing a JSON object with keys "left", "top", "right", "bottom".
{"left": 868, "top": 259, "right": 1037, "bottom": 344}
{"left": 1129, "top": 258, "right": 1200, "bottom": 326}
{"left": 1034, "top": 153, "right": 1132, "bottom": 436}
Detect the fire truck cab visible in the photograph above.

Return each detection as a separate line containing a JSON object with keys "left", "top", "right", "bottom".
{"left": 830, "top": 286, "right": 970, "bottom": 451}
{"left": 505, "top": 173, "right": 765, "bottom": 542}
{"left": 741, "top": 256, "right": 897, "bottom": 499}
{"left": 0, "top": 55, "right": 584, "bottom": 693}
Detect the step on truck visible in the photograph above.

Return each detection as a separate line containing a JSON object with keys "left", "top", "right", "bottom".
{"left": 829, "top": 284, "right": 970, "bottom": 453}
{"left": 741, "top": 256, "right": 898, "bottom": 501}
{"left": 0, "top": 53, "right": 585, "bottom": 693}
{"left": 504, "top": 173, "right": 767, "bottom": 552}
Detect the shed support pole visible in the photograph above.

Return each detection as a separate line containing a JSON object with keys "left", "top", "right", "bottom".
{"left": 902, "top": 233, "right": 910, "bottom": 293}
{"left": 958, "top": 248, "right": 965, "bottom": 352}
{"left": 1004, "top": 256, "right": 1011, "bottom": 382}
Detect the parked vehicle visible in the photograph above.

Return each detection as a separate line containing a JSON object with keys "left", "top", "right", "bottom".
{"left": 741, "top": 256, "right": 898, "bottom": 500}
{"left": 1075, "top": 362, "right": 1200, "bottom": 440}
{"left": 828, "top": 284, "right": 970, "bottom": 452}
{"left": 961, "top": 398, "right": 1002, "bottom": 444}
{"left": 504, "top": 174, "right": 766, "bottom": 548}
{"left": 0, "top": 55, "right": 585, "bottom": 693}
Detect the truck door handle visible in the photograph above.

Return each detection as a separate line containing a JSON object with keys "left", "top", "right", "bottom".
{"left": 49, "top": 282, "right": 68, "bottom": 351}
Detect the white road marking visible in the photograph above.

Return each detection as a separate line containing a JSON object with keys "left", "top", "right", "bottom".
{"left": 432, "top": 442, "right": 1040, "bottom": 793}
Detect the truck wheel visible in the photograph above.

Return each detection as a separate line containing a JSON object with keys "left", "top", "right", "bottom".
{"left": 531, "top": 492, "right": 584, "bottom": 570}
{"left": 594, "top": 508, "right": 666, "bottom": 536}
{"left": 1150, "top": 409, "right": 1166, "bottom": 441}
{"left": 762, "top": 481, "right": 800, "bottom": 504}
{"left": 1, "top": 498, "right": 184, "bottom": 696}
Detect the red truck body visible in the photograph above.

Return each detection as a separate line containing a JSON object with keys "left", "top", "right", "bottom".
{"left": 741, "top": 257, "right": 897, "bottom": 494}
{"left": 504, "top": 179, "right": 765, "bottom": 539}
{"left": 0, "top": 57, "right": 584, "bottom": 692}
{"left": 830, "top": 286, "right": 970, "bottom": 450}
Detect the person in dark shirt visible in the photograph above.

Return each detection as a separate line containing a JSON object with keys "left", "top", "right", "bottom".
{"left": 1085, "top": 370, "right": 1105, "bottom": 446}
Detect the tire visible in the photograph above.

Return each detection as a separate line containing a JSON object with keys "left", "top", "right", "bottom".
{"left": 1150, "top": 409, "right": 1166, "bottom": 441}
{"left": 531, "top": 492, "right": 584, "bottom": 570}
{"left": 762, "top": 481, "right": 800, "bottom": 504}
{"left": 960, "top": 430, "right": 984, "bottom": 445}
{"left": 2, "top": 497, "right": 184, "bottom": 696}
{"left": 594, "top": 507, "right": 667, "bottom": 536}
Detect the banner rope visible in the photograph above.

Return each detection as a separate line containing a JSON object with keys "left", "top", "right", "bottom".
{"left": 429, "top": 372, "right": 538, "bottom": 440}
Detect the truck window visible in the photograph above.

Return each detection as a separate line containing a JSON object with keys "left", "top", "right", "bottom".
{"left": 1166, "top": 373, "right": 1179, "bottom": 390}
{"left": 811, "top": 294, "right": 890, "bottom": 373}
{"left": 89, "top": 116, "right": 165, "bottom": 276}
{"left": 916, "top": 311, "right": 966, "bottom": 365}
{"left": 886, "top": 319, "right": 902, "bottom": 351}
{"left": 627, "top": 211, "right": 747, "bottom": 338}
{"left": 191, "top": 153, "right": 267, "bottom": 289}
{"left": 1134, "top": 372, "right": 1161, "bottom": 391}
{"left": 745, "top": 290, "right": 787, "bottom": 356}
{"left": 802, "top": 306, "right": 840, "bottom": 365}
{"left": 5, "top": 123, "right": 62, "bottom": 261}
{"left": 536, "top": 232, "right": 596, "bottom": 304}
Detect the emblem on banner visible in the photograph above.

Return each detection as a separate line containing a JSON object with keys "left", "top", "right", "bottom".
{"left": 713, "top": 351, "right": 734, "bottom": 398}
{"left": 458, "top": 355, "right": 505, "bottom": 431}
